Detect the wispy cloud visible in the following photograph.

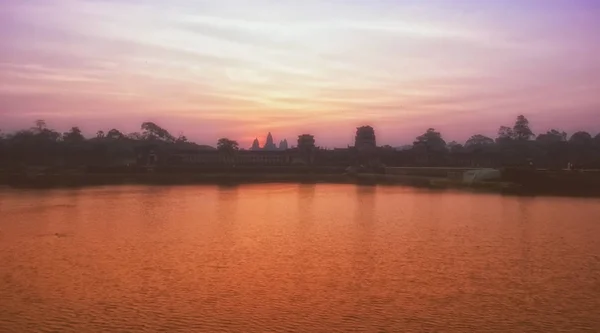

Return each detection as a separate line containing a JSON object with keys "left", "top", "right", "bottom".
{"left": 1, "top": 0, "right": 599, "bottom": 146}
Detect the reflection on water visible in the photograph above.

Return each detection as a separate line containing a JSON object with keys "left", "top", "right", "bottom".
{"left": 1, "top": 184, "right": 599, "bottom": 332}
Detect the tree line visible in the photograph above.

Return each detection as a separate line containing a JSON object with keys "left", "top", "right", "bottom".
{"left": 410, "top": 115, "right": 600, "bottom": 168}
{"left": 0, "top": 120, "right": 200, "bottom": 167}
{"left": 0, "top": 120, "right": 244, "bottom": 149}
{"left": 0, "top": 120, "right": 191, "bottom": 143}
{"left": 1, "top": 115, "right": 599, "bottom": 168}
{"left": 0, "top": 120, "right": 252, "bottom": 168}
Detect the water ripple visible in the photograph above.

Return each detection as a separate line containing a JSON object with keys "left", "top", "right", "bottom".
{"left": 1, "top": 184, "right": 599, "bottom": 332}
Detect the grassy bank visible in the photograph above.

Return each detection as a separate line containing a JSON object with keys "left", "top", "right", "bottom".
{"left": 0, "top": 172, "right": 355, "bottom": 188}
{"left": 2, "top": 171, "right": 599, "bottom": 197}
{"left": 0, "top": 171, "right": 515, "bottom": 193}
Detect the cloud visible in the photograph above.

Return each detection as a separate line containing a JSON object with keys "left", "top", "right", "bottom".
{"left": 0, "top": 0, "right": 599, "bottom": 145}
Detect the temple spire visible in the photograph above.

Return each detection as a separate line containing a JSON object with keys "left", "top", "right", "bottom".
{"left": 251, "top": 138, "right": 260, "bottom": 150}
{"left": 264, "top": 132, "right": 277, "bottom": 151}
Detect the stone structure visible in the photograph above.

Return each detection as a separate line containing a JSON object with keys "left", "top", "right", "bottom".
{"left": 138, "top": 125, "right": 496, "bottom": 169}
{"left": 352, "top": 126, "right": 381, "bottom": 168}
{"left": 297, "top": 134, "right": 316, "bottom": 151}
{"left": 251, "top": 138, "right": 260, "bottom": 151}
{"left": 279, "top": 139, "right": 289, "bottom": 150}
{"left": 263, "top": 132, "right": 277, "bottom": 151}
{"left": 174, "top": 150, "right": 291, "bottom": 166}
{"left": 251, "top": 132, "right": 288, "bottom": 151}
{"left": 355, "top": 126, "right": 376, "bottom": 151}
{"left": 294, "top": 134, "right": 316, "bottom": 165}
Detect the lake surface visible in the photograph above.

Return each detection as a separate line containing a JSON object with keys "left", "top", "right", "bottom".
{"left": 1, "top": 184, "right": 599, "bottom": 332}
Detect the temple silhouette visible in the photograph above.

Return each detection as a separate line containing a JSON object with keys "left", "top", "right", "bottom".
{"left": 138, "top": 126, "right": 389, "bottom": 168}
{"left": 4, "top": 118, "right": 600, "bottom": 173}
{"left": 251, "top": 132, "right": 288, "bottom": 151}
{"left": 4, "top": 118, "right": 600, "bottom": 195}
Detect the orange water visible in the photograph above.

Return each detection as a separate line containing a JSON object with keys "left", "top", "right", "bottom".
{"left": 1, "top": 184, "right": 599, "bottom": 332}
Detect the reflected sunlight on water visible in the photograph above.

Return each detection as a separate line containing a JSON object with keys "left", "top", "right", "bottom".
{"left": 1, "top": 184, "right": 599, "bottom": 332}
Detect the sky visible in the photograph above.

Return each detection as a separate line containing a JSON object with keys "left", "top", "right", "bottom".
{"left": 1, "top": 0, "right": 599, "bottom": 148}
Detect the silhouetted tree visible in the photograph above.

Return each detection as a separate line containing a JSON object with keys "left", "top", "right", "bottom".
{"left": 536, "top": 129, "right": 567, "bottom": 144}
{"left": 497, "top": 116, "right": 535, "bottom": 166}
{"left": 3, "top": 120, "right": 61, "bottom": 166}
{"left": 568, "top": 131, "right": 595, "bottom": 168}
{"left": 513, "top": 115, "right": 534, "bottom": 141}
{"left": 217, "top": 138, "right": 239, "bottom": 152}
{"left": 411, "top": 128, "right": 447, "bottom": 166}
{"left": 447, "top": 141, "right": 464, "bottom": 153}
{"left": 175, "top": 134, "right": 188, "bottom": 143}
{"left": 141, "top": 122, "right": 175, "bottom": 142}
{"left": 26, "top": 120, "right": 60, "bottom": 142}
{"left": 465, "top": 134, "right": 494, "bottom": 148}
{"left": 569, "top": 131, "right": 593, "bottom": 145}
{"left": 127, "top": 132, "right": 144, "bottom": 140}
{"left": 34, "top": 119, "right": 47, "bottom": 133}
{"left": 106, "top": 129, "right": 125, "bottom": 140}
{"left": 1, "top": 116, "right": 598, "bottom": 170}
{"left": 496, "top": 126, "right": 514, "bottom": 144}
{"left": 63, "top": 127, "right": 85, "bottom": 143}
{"left": 414, "top": 128, "right": 446, "bottom": 152}
{"left": 0, "top": 120, "right": 218, "bottom": 169}
{"left": 534, "top": 129, "right": 568, "bottom": 169}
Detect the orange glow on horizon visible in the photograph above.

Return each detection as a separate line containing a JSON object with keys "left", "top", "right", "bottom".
{"left": 1, "top": 0, "right": 599, "bottom": 147}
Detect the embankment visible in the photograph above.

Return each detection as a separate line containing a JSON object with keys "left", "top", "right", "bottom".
{"left": 2, "top": 166, "right": 600, "bottom": 197}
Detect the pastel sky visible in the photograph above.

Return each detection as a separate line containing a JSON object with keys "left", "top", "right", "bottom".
{"left": 1, "top": 0, "right": 599, "bottom": 147}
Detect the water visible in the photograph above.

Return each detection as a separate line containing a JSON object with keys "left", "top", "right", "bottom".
{"left": 1, "top": 184, "right": 599, "bottom": 332}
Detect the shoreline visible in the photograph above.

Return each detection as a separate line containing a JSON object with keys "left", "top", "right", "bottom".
{"left": 3, "top": 171, "right": 599, "bottom": 198}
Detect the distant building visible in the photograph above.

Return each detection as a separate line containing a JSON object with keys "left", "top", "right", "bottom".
{"left": 135, "top": 124, "right": 504, "bottom": 170}
{"left": 355, "top": 126, "right": 376, "bottom": 151}
{"left": 263, "top": 132, "right": 278, "bottom": 151}
{"left": 176, "top": 150, "right": 291, "bottom": 166}
{"left": 293, "top": 134, "right": 316, "bottom": 165}
{"left": 313, "top": 148, "right": 354, "bottom": 166}
{"left": 279, "top": 139, "right": 289, "bottom": 150}
{"left": 141, "top": 147, "right": 292, "bottom": 167}
{"left": 251, "top": 132, "right": 289, "bottom": 151}
{"left": 297, "top": 134, "right": 316, "bottom": 151}
{"left": 251, "top": 138, "right": 260, "bottom": 151}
